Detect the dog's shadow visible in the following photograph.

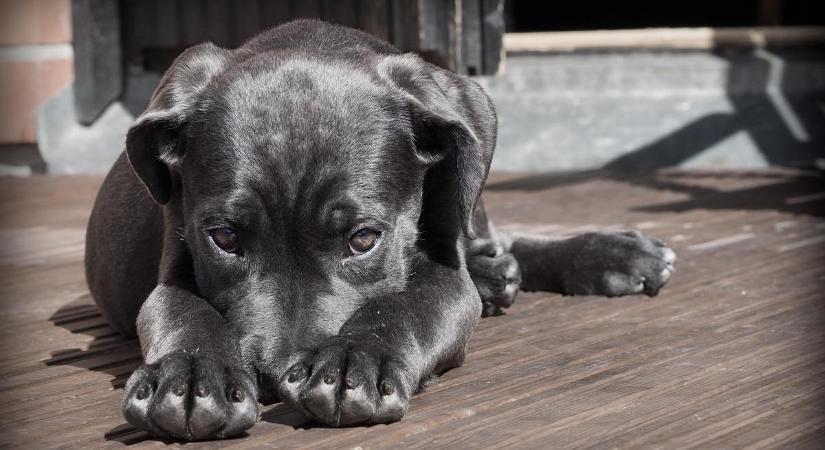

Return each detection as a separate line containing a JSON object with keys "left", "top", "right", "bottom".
{"left": 46, "top": 295, "right": 153, "bottom": 445}
{"left": 46, "top": 295, "right": 316, "bottom": 445}
{"left": 46, "top": 294, "right": 141, "bottom": 390}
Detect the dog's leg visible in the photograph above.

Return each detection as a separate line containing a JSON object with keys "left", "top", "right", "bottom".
{"left": 503, "top": 230, "right": 676, "bottom": 297}
{"left": 122, "top": 284, "right": 258, "bottom": 440}
{"left": 277, "top": 259, "right": 481, "bottom": 427}
{"left": 465, "top": 200, "right": 521, "bottom": 316}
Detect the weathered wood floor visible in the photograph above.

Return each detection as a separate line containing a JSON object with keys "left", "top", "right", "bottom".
{"left": 0, "top": 170, "right": 823, "bottom": 449}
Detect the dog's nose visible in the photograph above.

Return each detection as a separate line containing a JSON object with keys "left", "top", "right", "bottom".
{"left": 257, "top": 384, "right": 280, "bottom": 405}
{"left": 256, "top": 370, "right": 282, "bottom": 405}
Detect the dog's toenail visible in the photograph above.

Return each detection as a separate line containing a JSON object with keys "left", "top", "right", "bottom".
{"left": 324, "top": 374, "right": 336, "bottom": 385}
{"left": 345, "top": 376, "right": 360, "bottom": 389}
{"left": 662, "top": 248, "right": 677, "bottom": 264}
{"left": 135, "top": 385, "right": 150, "bottom": 400}
{"left": 380, "top": 380, "right": 394, "bottom": 396}
{"left": 196, "top": 385, "right": 209, "bottom": 397}
{"left": 172, "top": 384, "right": 186, "bottom": 396}
{"left": 231, "top": 388, "right": 244, "bottom": 402}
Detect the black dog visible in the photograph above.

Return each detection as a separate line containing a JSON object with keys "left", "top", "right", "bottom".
{"left": 85, "top": 19, "right": 675, "bottom": 440}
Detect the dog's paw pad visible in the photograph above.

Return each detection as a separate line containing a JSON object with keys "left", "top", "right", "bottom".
{"left": 562, "top": 231, "right": 677, "bottom": 297}
{"left": 467, "top": 239, "right": 522, "bottom": 314}
{"left": 660, "top": 265, "right": 674, "bottom": 283}
{"left": 613, "top": 233, "right": 677, "bottom": 297}
{"left": 278, "top": 338, "right": 412, "bottom": 426}
{"left": 123, "top": 352, "right": 258, "bottom": 440}
{"left": 661, "top": 247, "right": 676, "bottom": 264}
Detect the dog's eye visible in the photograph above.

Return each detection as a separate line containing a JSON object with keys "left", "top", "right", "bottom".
{"left": 209, "top": 227, "right": 241, "bottom": 255}
{"left": 348, "top": 228, "right": 380, "bottom": 255}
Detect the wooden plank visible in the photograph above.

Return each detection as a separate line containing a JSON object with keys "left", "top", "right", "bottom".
{"left": 290, "top": 0, "right": 321, "bottom": 19}
{"left": 177, "top": 0, "right": 208, "bottom": 46}
{"left": 321, "top": 0, "right": 357, "bottom": 28}
{"left": 418, "top": 0, "right": 456, "bottom": 70}
{"left": 152, "top": 0, "right": 180, "bottom": 48}
{"left": 481, "top": 0, "right": 504, "bottom": 74}
{"left": 461, "top": 0, "right": 483, "bottom": 75}
{"left": 232, "top": 0, "right": 263, "bottom": 46}
{"left": 259, "top": 0, "right": 290, "bottom": 29}
{"left": 204, "top": 0, "right": 233, "bottom": 47}
{"left": 357, "top": 0, "right": 391, "bottom": 42}
{"left": 390, "top": 0, "right": 419, "bottom": 51}
{"left": 120, "top": 0, "right": 155, "bottom": 67}
{"left": 0, "top": 170, "right": 823, "bottom": 448}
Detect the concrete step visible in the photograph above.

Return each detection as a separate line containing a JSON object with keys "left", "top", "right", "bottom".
{"left": 478, "top": 47, "right": 825, "bottom": 171}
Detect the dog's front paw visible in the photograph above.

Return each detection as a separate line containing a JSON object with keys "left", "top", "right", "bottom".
{"left": 123, "top": 351, "right": 258, "bottom": 440}
{"left": 467, "top": 239, "right": 521, "bottom": 316}
{"left": 563, "top": 231, "right": 676, "bottom": 297}
{"left": 279, "top": 337, "right": 413, "bottom": 426}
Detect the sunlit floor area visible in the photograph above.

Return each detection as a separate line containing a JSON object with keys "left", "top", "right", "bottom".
{"left": 1, "top": 169, "right": 823, "bottom": 448}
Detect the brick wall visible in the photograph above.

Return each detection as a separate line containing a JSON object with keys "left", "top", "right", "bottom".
{"left": 0, "top": 0, "right": 74, "bottom": 143}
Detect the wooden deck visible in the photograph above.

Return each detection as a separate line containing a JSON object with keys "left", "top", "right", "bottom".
{"left": 1, "top": 170, "right": 823, "bottom": 449}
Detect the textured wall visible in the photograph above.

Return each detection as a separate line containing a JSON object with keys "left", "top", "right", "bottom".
{"left": 0, "top": 0, "right": 74, "bottom": 143}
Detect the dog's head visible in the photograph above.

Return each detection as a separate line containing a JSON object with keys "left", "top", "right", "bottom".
{"left": 126, "top": 42, "right": 495, "bottom": 398}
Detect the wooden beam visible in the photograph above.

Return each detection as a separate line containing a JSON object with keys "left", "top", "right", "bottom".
{"left": 503, "top": 27, "right": 825, "bottom": 53}
{"left": 232, "top": 0, "right": 262, "bottom": 46}
{"left": 71, "top": 0, "right": 122, "bottom": 125}
{"left": 390, "top": 0, "right": 419, "bottom": 52}
{"left": 481, "top": 0, "right": 504, "bottom": 75}
{"left": 322, "top": 0, "right": 358, "bottom": 28}
{"left": 357, "top": 0, "right": 391, "bottom": 42}
{"left": 461, "top": 0, "right": 483, "bottom": 75}
{"left": 418, "top": 0, "right": 457, "bottom": 70}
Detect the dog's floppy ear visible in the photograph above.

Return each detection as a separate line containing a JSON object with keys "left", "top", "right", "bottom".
{"left": 377, "top": 53, "right": 496, "bottom": 239}
{"left": 126, "top": 43, "right": 231, "bottom": 204}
